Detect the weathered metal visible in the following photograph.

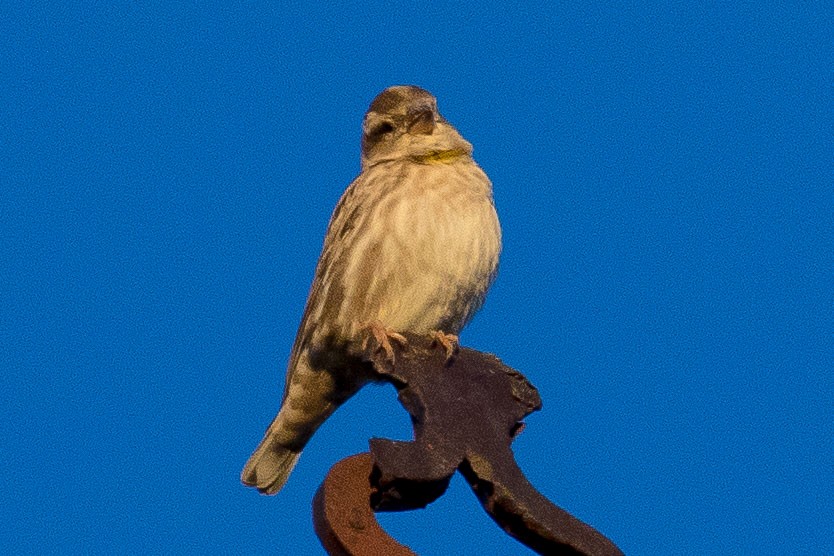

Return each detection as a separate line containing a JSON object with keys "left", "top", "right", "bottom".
{"left": 313, "top": 453, "right": 414, "bottom": 556}
{"left": 313, "top": 335, "right": 623, "bottom": 556}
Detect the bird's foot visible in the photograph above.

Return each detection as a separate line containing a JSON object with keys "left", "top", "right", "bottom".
{"left": 360, "top": 320, "right": 408, "bottom": 365}
{"left": 429, "top": 330, "right": 459, "bottom": 363}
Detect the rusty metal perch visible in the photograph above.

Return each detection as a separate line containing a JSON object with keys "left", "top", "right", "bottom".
{"left": 313, "top": 335, "right": 623, "bottom": 556}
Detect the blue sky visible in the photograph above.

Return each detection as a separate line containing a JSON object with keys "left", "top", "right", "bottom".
{"left": 3, "top": 3, "right": 830, "bottom": 554}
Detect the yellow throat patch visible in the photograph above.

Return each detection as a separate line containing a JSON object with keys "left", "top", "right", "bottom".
{"left": 412, "top": 149, "right": 469, "bottom": 164}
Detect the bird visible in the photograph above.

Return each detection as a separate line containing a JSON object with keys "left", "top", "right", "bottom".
{"left": 241, "top": 85, "right": 502, "bottom": 495}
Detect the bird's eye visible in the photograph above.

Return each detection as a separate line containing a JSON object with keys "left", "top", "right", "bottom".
{"left": 369, "top": 121, "right": 395, "bottom": 138}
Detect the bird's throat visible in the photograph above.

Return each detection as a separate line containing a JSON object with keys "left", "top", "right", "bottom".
{"left": 410, "top": 148, "right": 469, "bottom": 164}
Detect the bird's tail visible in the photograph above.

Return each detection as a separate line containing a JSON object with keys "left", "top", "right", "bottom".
{"left": 242, "top": 350, "right": 361, "bottom": 495}
{"left": 240, "top": 431, "right": 302, "bottom": 495}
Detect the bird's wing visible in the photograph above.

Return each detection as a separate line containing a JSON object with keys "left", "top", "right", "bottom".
{"left": 280, "top": 175, "right": 367, "bottom": 400}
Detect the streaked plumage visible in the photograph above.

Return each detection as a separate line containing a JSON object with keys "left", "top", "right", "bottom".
{"left": 241, "top": 86, "right": 501, "bottom": 495}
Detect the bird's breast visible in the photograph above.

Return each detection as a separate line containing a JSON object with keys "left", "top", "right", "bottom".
{"left": 336, "top": 160, "right": 501, "bottom": 336}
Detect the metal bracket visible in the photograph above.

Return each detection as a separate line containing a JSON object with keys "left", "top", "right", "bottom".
{"left": 313, "top": 335, "right": 623, "bottom": 555}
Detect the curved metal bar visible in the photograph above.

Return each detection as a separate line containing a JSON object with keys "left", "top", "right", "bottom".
{"left": 314, "top": 335, "right": 624, "bottom": 556}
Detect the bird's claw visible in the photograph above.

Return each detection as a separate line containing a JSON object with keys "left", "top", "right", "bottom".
{"left": 360, "top": 321, "right": 408, "bottom": 365}
{"left": 430, "top": 330, "right": 459, "bottom": 363}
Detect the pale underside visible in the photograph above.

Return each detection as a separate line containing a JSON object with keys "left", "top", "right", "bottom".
{"left": 292, "top": 156, "right": 501, "bottom": 371}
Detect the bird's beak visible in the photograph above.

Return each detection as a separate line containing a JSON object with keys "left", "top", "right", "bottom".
{"left": 408, "top": 108, "right": 436, "bottom": 135}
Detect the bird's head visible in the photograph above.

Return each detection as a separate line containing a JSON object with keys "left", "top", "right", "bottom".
{"left": 361, "top": 86, "right": 473, "bottom": 168}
